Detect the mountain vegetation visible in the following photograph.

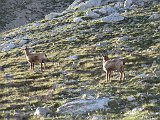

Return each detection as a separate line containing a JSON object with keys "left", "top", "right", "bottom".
{"left": 0, "top": 0, "right": 159, "bottom": 119}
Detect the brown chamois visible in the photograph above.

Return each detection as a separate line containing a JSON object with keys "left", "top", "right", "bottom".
{"left": 102, "top": 54, "right": 125, "bottom": 82}
{"left": 21, "top": 46, "right": 47, "bottom": 72}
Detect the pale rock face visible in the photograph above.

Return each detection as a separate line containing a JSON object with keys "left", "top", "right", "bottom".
{"left": 101, "top": 13, "right": 124, "bottom": 23}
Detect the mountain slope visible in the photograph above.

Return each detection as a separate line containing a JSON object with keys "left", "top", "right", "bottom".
{"left": 0, "top": 0, "right": 74, "bottom": 32}
{"left": 0, "top": 0, "right": 160, "bottom": 119}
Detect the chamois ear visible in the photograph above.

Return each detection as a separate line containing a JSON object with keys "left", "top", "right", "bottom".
{"left": 101, "top": 50, "right": 108, "bottom": 57}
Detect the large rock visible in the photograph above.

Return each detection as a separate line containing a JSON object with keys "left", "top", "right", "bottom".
{"left": 57, "top": 98, "right": 110, "bottom": 116}
{"left": 101, "top": 13, "right": 124, "bottom": 23}
{"left": 34, "top": 107, "right": 51, "bottom": 117}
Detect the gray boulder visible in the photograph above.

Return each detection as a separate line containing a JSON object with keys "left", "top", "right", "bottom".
{"left": 98, "top": 6, "right": 117, "bottom": 15}
{"left": 34, "top": 107, "right": 51, "bottom": 117}
{"left": 85, "top": 11, "right": 100, "bottom": 18}
{"left": 148, "top": 12, "right": 160, "bottom": 20}
{"left": 73, "top": 17, "right": 83, "bottom": 23}
{"left": 57, "top": 97, "right": 110, "bottom": 116}
{"left": 101, "top": 13, "right": 124, "bottom": 23}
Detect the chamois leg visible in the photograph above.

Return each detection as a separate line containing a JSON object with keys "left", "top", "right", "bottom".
{"left": 40, "top": 63, "right": 43, "bottom": 72}
{"left": 43, "top": 63, "right": 46, "bottom": 70}
{"left": 122, "top": 72, "right": 125, "bottom": 81}
{"left": 32, "top": 63, "right": 35, "bottom": 71}
{"left": 120, "top": 71, "right": 124, "bottom": 81}
{"left": 120, "top": 66, "right": 125, "bottom": 81}
{"left": 29, "top": 62, "right": 32, "bottom": 71}
{"left": 109, "top": 71, "right": 112, "bottom": 80}
{"left": 106, "top": 72, "right": 108, "bottom": 83}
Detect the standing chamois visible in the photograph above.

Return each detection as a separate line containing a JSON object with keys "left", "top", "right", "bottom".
{"left": 21, "top": 46, "right": 47, "bottom": 72}
{"left": 102, "top": 53, "right": 125, "bottom": 82}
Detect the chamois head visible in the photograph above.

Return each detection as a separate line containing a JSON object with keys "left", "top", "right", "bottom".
{"left": 101, "top": 52, "right": 110, "bottom": 62}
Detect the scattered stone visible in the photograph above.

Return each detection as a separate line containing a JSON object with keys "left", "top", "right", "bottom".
{"left": 34, "top": 107, "right": 51, "bottom": 117}
{"left": 19, "top": 39, "right": 28, "bottom": 46}
{"left": 118, "top": 36, "right": 128, "bottom": 41}
{"left": 137, "top": 73, "right": 147, "bottom": 78}
{"left": 57, "top": 97, "right": 110, "bottom": 116}
{"left": 101, "top": 13, "right": 124, "bottom": 23}
{"left": 87, "top": 115, "right": 106, "bottom": 120}
{"left": 4, "top": 74, "right": 12, "bottom": 80}
{"left": 73, "top": 17, "right": 83, "bottom": 23}
{"left": 32, "top": 22, "right": 41, "bottom": 27}
{"left": 67, "top": 55, "right": 78, "bottom": 60}
{"left": 127, "top": 96, "right": 136, "bottom": 102}
{"left": 0, "top": 66, "right": 4, "bottom": 72}
{"left": 99, "top": 6, "right": 117, "bottom": 15}
{"left": 65, "top": 79, "right": 77, "bottom": 85}
{"left": 97, "top": 42, "right": 107, "bottom": 47}
{"left": 66, "top": 37, "right": 76, "bottom": 41}
{"left": 114, "top": 2, "right": 123, "bottom": 9}
{"left": 103, "top": 27, "right": 113, "bottom": 33}
{"left": 23, "top": 105, "right": 32, "bottom": 111}
{"left": 81, "top": 94, "right": 95, "bottom": 100}
{"left": 124, "top": 0, "right": 133, "bottom": 9}
{"left": 78, "top": 0, "right": 102, "bottom": 11}
{"left": 45, "top": 12, "right": 64, "bottom": 20}
{"left": 85, "top": 11, "right": 100, "bottom": 18}
{"left": 127, "top": 107, "right": 144, "bottom": 115}
{"left": 148, "top": 12, "right": 160, "bottom": 20}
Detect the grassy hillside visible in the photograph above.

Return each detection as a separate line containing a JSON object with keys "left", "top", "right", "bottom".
{"left": 0, "top": 1, "right": 160, "bottom": 120}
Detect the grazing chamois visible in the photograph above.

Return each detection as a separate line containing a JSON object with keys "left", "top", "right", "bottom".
{"left": 21, "top": 46, "right": 47, "bottom": 72}
{"left": 102, "top": 54, "right": 125, "bottom": 82}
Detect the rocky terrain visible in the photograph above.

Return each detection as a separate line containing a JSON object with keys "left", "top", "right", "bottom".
{"left": 0, "top": 0, "right": 160, "bottom": 119}
{"left": 0, "top": 0, "right": 74, "bottom": 32}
